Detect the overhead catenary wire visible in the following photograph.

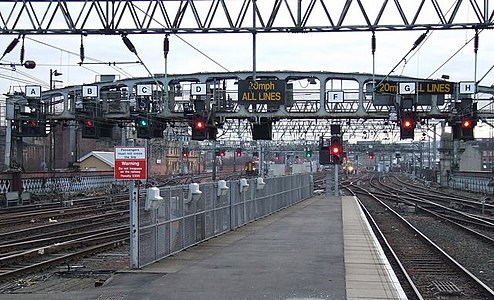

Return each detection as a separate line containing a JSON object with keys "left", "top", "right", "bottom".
{"left": 376, "top": 31, "right": 429, "bottom": 88}
{"left": 0, "top": 73, "right": 41, "bottom": 86}
{"left": 121, "top": 34, "right": 164, "bottom": 93}
{"left": 425, "top": 30, "right": 483, "bottom": 80}
{"left": 0, "top": 65, "right": 47, "bottom": 86}
{"left": 26, "top": 36, "right": 135, "bottom": 79}
{"left": 130, "top": 3, "right": 231, "bottom": 73}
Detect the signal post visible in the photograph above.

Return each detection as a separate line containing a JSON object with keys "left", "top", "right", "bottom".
{"left": 319, "top": 125, "right": 343, "bottom": 197}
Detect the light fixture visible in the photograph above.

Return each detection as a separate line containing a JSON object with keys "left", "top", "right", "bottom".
{"left": 145, "top": 187, "right": 163, "bottom": 211}
{"left": 185, "top": 183, "right": 202, "bottom": 203}
{"left": 240, "top": 178, "right": 249, "bottom": 193}
{"left": 256, "top": 177, "right": 266, "bottom": 190}
{"left": 217, "top": 180, "right": 229, "bottom": 197}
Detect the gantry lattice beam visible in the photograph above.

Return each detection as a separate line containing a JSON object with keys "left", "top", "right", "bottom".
{"left": 28, "top": 70, "right": 493, "bottom": 142}
{"left": 1, "top": 0, "right": 493, "bottom": 35}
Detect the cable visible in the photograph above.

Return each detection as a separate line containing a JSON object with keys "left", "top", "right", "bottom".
{"left": 425, "top": 32, "right": 481, "bottom": 79}
{"left": 376, "top": 31, "right": 429, "bottom": 88}
{"left": 121, "top": 34, "right": 164, "bottom": 93}
{"left": 130, "top": 4, "right": 231, "bottom": 72}
{"left": 0, "top": 70, "right": 43, "bottom": 86}
{"left": 0, "top": 65, "right": 46, "bottom": 86}
{"left": 398, "top": 1, "right": 458, "bottom": 77}
{"left": 25, "top": 37, "right": 134, "bottom": 78}
{"left": 476, "top": 64, "right": 494, "bottom": 85}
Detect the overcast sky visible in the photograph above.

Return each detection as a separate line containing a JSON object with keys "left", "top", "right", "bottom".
{"left": 1, "top": 29, "right": 492, "bottom": 91}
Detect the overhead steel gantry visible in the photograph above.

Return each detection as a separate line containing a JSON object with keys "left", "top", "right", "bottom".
{"left": 0, "top": 0, "right": 493, "bottom": 35}
{"left": 31, "top": 70, "right": 494, "bottom": 142}
{"left": 3, "top": 0, "right": 494, "bottom": 142}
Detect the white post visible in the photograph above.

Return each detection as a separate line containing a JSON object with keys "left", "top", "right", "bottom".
{"left": 129, "top": 181, "right": 139, "bottom": 268}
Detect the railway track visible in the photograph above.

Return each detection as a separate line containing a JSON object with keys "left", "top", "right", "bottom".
{"left": 0, "top": 170, "right": 311, "bottom": 292}
{"left": 344, "top": 173, "right": 494, "bottom": 298}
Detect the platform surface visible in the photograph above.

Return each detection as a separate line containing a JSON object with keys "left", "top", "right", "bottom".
{"left": 4, "top": 194, "right": 406, "bottom": 300}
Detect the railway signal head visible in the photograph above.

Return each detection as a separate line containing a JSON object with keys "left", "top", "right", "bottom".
{"left": 330, "top": 135, "right": 342, "bottom": 163}
{"left": 236, "top": 148, "right": 242, "bottom": 157}
{"left": 182, "top": 148, "right": 189, "bottom": 158}
{"left": 82, "top": 119, "right": 97, "bottom": 138}
{"left": 400, "top": 111, "right": 415, "bottom": 140}
{"left": 219, "top": 149, "right": 226, "bottom": 157}
{"left": 191, "top": 115, "right": 207, "bottom": 141}
{"left": 135, "top": 116, "right": 152, "bottom": 139}
{"left": 305, "top": 148, "right": 313, "bottom": 158}
{"left": 319, "top": 146, "right": 331, "bottom": 165}
{"left": 19, "top": 118, "right": 46, "bottom": 137}
{"left": 460, "top": 116, "right": 475, "bottom": 140}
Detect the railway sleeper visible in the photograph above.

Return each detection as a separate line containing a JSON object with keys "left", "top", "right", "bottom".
{"left": 431, "top": 280, "right": 464, "bottom": 296}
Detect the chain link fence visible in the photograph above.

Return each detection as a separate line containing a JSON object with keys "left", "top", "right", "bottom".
{"left": 137, "top": 174, "right": 313, "bottom": 267}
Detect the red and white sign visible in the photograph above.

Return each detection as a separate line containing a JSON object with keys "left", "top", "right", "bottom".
{"left": 114, "top": 146, "right": 147, "bottom": 180}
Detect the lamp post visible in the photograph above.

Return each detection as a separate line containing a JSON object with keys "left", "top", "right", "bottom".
{"left": 49, "top": 69, "right": 62, "bottom": 90}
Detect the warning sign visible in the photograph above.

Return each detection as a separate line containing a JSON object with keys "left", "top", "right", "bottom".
{"left": 114, "top": 146, "right": 147, "bottom": 180}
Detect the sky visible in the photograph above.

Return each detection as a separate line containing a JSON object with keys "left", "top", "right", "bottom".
{"left": 2, "top": 29, "right": 492, "bottom": 92}
{"left": 1, "top": 0, "right": 494, "bottom": 139}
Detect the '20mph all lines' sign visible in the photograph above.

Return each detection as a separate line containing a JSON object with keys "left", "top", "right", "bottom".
{"left": 114, "top": 146, "right": 147, "bottom": 180}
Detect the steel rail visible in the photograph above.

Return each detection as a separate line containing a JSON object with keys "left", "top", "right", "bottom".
{"left": 346, "top": 179, "right": 494, "bottom": 298}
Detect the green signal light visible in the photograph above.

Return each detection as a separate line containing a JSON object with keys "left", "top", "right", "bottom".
{"left": 306, "top": 150, "right": 312, "bottom": 158}
{"left": 138, "top": 119, "right": 148, "bottom": 127}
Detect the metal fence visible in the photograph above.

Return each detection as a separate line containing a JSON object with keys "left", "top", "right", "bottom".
{"left": 137, "top": 174, "right": 313, "bottom": 268}
{"left": 449, "top": 172, "right": 494, "bottom": 196}
{"left": 0, "top": 171, "right": 119, "bottom": 206}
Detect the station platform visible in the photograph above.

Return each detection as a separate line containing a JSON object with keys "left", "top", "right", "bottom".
{"left": 5, "top": 194, "right": 406, "bottom": 300}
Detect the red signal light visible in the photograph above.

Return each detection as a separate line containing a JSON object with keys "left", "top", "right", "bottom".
{"left": 28, "top": 120, "right": 38, "bottom": 127}
{"left": 462, "top": 119, "right": 472, "bottom": 128}
{"left": 403, "top": 119, "right": 413, "bottom": 129}
{"left": 331, "top": 145, "right": 341, "bottom": 155}
{"left": 84, "top": 120, "right": 94, "bottom": 127}
{"left": 195, "top": 120, "right": 205, "bottom": 129}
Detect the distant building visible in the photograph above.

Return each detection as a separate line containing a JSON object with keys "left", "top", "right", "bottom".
{"left": 476, "top": 138, "right": 494, "bottom": 171}
{"left": 79, "top": 151, "right": 114, "bottom": 171}
{"left": 77, "top": 143, "right": 202, "bottom": 175}
{"left": 459, "top": 144, "right": 482, "bottom": 171}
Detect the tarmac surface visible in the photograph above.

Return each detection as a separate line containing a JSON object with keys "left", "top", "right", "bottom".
{"left": 2, "top": 194, "right": 382, "bottom": 300}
